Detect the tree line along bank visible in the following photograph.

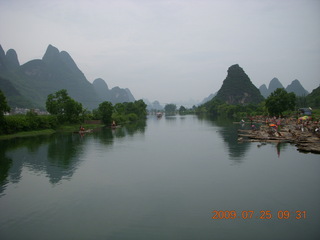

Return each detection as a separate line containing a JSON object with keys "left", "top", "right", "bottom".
{"left": 1, "top": 87, "right": 319, "bottom": 135}
{"left": 195, "top": 88, "right": 319, "bottom": 120}
{"left": 0, "top": 89, "right": 147, "bottom": 135}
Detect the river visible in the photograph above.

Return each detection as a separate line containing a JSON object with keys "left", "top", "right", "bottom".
{"left": 0, "top": 115, "right": 319, "bottom": 240}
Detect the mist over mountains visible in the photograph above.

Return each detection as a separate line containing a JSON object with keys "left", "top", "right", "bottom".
{"left": 1, "top": 44, "right": 315, "bottom": 110}
{"left": 0, "top": 44, "right": 135, "bottom": 110}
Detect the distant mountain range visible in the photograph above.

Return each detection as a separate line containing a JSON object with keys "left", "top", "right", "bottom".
{"left": 201, "top": 68, "right": 313, "bottom": 106}
{"left": 200, "top": 93, "right": 216, "bottom": 105}
{"left": 143, "top": 99, "right": 164, "bottom": 111}
{"left": 0, "top": 44, "right": 135, "bottom": 110}
{"left": 259, "top": 77, "right": 309, "bottom": 98}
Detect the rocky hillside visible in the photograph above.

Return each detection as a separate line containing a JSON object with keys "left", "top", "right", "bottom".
{"left": 306, "top": 86, "right": 320, "bottom": 108}
{"left": 259, "top": 78, "right": 309, "bottom": 98}
{"left": 0, "top": 44, "right": 135, "bottom": 109}
{"left": 214, "top": 64, "right": 264, "bottom": 105}
{"left": 286, "top": 79, "right": 309, "bottom": 96}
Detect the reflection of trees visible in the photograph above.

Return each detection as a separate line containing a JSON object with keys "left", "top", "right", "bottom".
{"left": 0, "top": 136, "right": 53, "bottom": 195}
{"left": 93, "top": 127, "right": 115, "bottom": 145}
{"left": 0, "top": 141, "right": 12, "bottom": 195}
{"left": 198, "top": 115, "right": 251, "bottom": 163}
{"left": 47, "top": 134, "right": 84, "bottom": 184}
{"left": 125, "top": 120, "right": 146, "bottom": 136}
{"left": 165, "top": 116, "right": 178, "bottom": 126}
{"left": 111, "top": 120, "right": 146, "bottom": 139}
{"left": 0, "top": 120, "right": 147, "bottom": 191}
{"left": 0, "top": 134, "right": 84, "bottom": 189}
{"left": 47, "top": 134, "right": 81, "bottom": 167}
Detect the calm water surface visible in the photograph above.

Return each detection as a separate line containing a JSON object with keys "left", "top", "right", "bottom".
{"left": 0, "top": 115, "right": 319, "bottom": 240}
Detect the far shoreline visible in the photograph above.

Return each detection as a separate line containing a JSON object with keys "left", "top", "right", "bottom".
{"left": 0, "top": 123, "right": 105, "bottom": 140}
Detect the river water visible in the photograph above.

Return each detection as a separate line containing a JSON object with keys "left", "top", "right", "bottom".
{"left": 0, "top": 115, "right": 319, "bottom": 240}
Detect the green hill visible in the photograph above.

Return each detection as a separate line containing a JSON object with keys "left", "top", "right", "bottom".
{"left": 306, "top": 86, "right": 320, "bottom": 108}
{"left": 0, "top": 44, "right": 136, "bottom": 110}
{"left": 0, "top": 75, "right": 33, "bottom": 108}
{"left": 286, "top": 79, "right": 309, "bottom": 96}
{"left": 214, "top": 64, "right": 264, "bottom": 105}
{"left": 92, "top": 78, "right": 135, "bottom": 104}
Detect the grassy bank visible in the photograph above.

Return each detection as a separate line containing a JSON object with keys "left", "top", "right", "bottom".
{"left": 0, "top": 123, "right": 105, "bottom": 140}
{"left": 0, "top": 129, "right": 56, "bottom": 140}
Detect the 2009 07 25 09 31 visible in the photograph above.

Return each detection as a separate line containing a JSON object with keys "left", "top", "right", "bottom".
{"left": 211, "top": 210, "right": 307, "bottom": 220}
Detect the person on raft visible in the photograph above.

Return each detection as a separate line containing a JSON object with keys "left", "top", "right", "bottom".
{"left": 79, "top": 125, "right": 85, "bottom": 131}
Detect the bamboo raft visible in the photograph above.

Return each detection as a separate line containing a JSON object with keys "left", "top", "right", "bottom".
{"left": 237, "top": 127, "right": 320, "bottom": 154}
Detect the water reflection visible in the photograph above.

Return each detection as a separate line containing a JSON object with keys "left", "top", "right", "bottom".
{"left": 0, "top": 121, "right": 146, "bottom": 193}
{"left": 165, "top": 115, "right": 178, "bottom": 123}
{"left": 197, "top": 115, "right": 251, "bottom": 163}
{"left": 0, "top": 142, "right": 12, "bottom": 196}
{"left": 201, "top": 115, "right": 294, "bottom": 160}
{"left": 112, "top": 120, "right": 147, "bottom": 138}
{"left": 46, "top": 134, "right": 85, "bottom": 184}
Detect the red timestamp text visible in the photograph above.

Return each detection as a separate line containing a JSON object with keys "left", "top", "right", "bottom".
{"left": 211, "top": 210, "right": 307, "bottom": 220}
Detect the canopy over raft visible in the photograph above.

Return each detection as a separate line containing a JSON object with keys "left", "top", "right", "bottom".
{"left": 299, "top": 116, "right": 311, "bottom": 121}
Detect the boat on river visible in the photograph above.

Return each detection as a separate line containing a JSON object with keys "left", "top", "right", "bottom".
{"left": 76, "top": 129, "right": 93, "bottom": 134}
{"left": 156, "top": 112, "right": 163, "bottom": 118}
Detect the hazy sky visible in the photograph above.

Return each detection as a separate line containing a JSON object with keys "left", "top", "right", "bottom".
{"left": 1, "top": 0, "right": 319, "bottom": 104}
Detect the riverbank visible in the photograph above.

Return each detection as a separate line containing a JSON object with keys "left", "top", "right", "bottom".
{"left": 0, "top": 123, "right": 105, "bottom": 140}
{"left": 0, "top": 129, "right": 56, "bottom": 140}
{"left": 56, "top": 123, "right": 104, "bottom": 132}
{"left": 237, "top": 118, "right": 320, "bottom": 154}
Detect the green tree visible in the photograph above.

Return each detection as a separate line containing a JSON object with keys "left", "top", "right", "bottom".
{"left": 134, "top": 99, "right": 147, "bottom": 118}
{"left": 98, "top": 101, "right": 113, "bottom": 125}
{"left": 179, "top": 106, "right": 186, "bottom": 114}
{"left": 0, "top": 89, "right": 11, "bottom": 132}
{"left": 46, "top": 89, "right": 83, "bottom": 123}
{"left": 164, "top": 104, "right": 177, "bottom": 115}
{"left": 265, "top": 88, "right": 296, "bottom": 116}
{"left": 0, "top": 89, "right": 10, "bottom": 118}
{"left": 113, "top": 103, "right": 126, "bottom": 115}
{"left": 306, "top": 86, "right": 320, "bottom": 108}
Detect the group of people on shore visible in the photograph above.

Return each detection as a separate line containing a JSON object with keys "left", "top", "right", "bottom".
{"left": 245, "top": 115, "right": 320, "bottom": 135}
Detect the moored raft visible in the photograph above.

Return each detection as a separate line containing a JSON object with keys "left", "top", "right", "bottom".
{"left": 237, "top": 123, "right": 320, "bottom": 154}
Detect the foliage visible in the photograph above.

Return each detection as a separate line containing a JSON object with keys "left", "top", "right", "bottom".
{"left": 164, "top": 104, "right": 177, "bottom": 115}
{"left": 306, "top": 86, "right": 320, "bottom": 108}
{"left": 98, "top": 101, "right": 114, "bottom": 125}
{"left": 46, "top": 89, "right": 83, "bottom": 123}
{"left": 295, "top": 96, "right": 308, "bottom": 108}
{"left": 0, "top": 89, "right": 11, "bottom": 134}
{"left": 111, "top": 112, "right": 128, "bottom": 124}
{"left": 179, "top": 106, "right": 186, "bottom": 114}
{"left": 91, "top": 100, "right": 148, "bottom": 125}
{"left": 265, "top": 88, "right": 296, "bottom": 116}
{"left": 196, "top": 98, "right": 265, "bottom": 119}
{"left": 112, "top": 100, "right": 147, "bottom": 124}
{"left": 1, "top": 114, "right": 58, "bottom": 135}
{"left": 0, "top": 89, "right": 11, "bottom": 122}
{"left": 92, "top": 108, "right": 102, "bottom": 120}
{"left": 214, "top": 64, "right": 264, "bottom": 105}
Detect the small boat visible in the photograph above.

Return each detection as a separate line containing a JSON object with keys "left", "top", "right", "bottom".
{"left": 156, "top": 112, "right": 163, "bottom": 118}
{"left": 77, "top": 129, "right": 93, "bottom": 134}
